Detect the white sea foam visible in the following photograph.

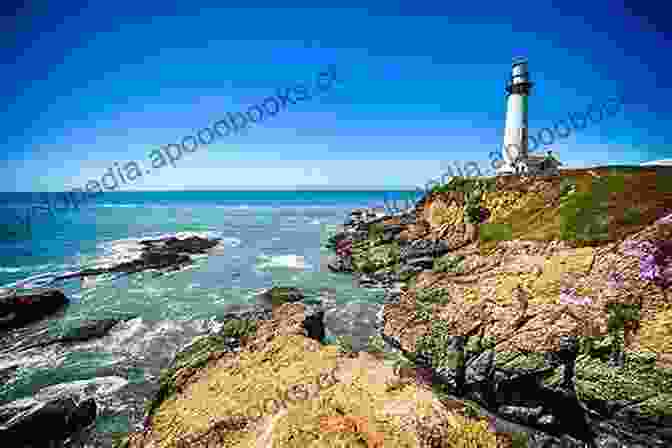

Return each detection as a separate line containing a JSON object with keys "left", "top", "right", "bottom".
{"left": 256, "top": 254, "right": 312, "bottom": 270}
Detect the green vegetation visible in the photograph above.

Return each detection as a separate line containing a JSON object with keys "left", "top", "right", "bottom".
{"left": 220, "top": 318, "right": 257, "bottom": 339}
{"left": 433, "top": 254, "right": 466, "bottom": 274}
{"left": 416, "top": 287, "right": 451, "bottom": 305}
{"left": 368, "top": 222, "right": 385, "bottom": 240}
{"left": 416, "top": 320, "right": 463, "bottom": 370}
{"left": 144, "top": 331, "right": 244, "bottom": 418}
{"left": 365, "top": 333, "right": 386, "bottom": 355}
{"left": 335, "top": 334, "right": 356, "bottom": 355}
{"left": 559, "top": 177, "right": 578, "bottom": 199}
{"left": 575, "top": 352, "right": 672, "bottom": 416}
{"left": 607, "top": 302, "right": 641, "bottom": 360}
{"left": 414, "top": 288, "right": 451, "bottom": 324}
{"left": 465, "top": 335, "right": 496, "bottom": 357}
{"left": 264, "top": 287, "right": 304, "bottom": 306}
{"left": 511, "top": 431, "right": 529, "bottom": 448}
{"left": 622, "top": 206, "right": 643, "bottom": 225}
{"left": 415, "top": 301, "right": 434, "bottom": 321}
{"left": 559, "top": 176, "right": 618, "bottom": 242}
{"left": 352, "top": 241, "right": 400, "bottom": 274}
{"left": 430, "top": 177, "right": 497, "bottom": 196}
{"left": 479, "top": 222, "right": 513, "bottom": 242}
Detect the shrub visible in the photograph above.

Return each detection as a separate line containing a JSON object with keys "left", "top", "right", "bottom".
{"left": 416, "top": 320, "right": 461, "bottom": 371}
{"left": 559, "top": 188, "right": 609, "bottom": 242}
{"left": 336, "top": 335, "right": 356, "bottom": 355}
{"left": 220, "top": 319, "right": 257, "bottom": 339}
{"left": 366, "top": 333, "right": 386, "bottom": 355}
{"left": 368, "top": 223, "right": 385, "bottom": 240}
{"left": 479, "top": 223, "right": 513, "bottom": 242}
{"left": 511, "top": 431, "right": 529, "bottom": 448}
{"left": 430, "top": 177, "right": 496, "bottom": 196}
{"left": 559, "top": 177, "right": 577, "bottom": 200}
{"left": 622, "top": 206, "right": 643, "bottom": 225}
{"left": 416, "top": 287, "right": 451, "bottom": 305}
{"left": 415, "top": 301, "right": 434, "bottom": 321}
{"left": 433, "top": 254, "right": 466, "bottom": 274}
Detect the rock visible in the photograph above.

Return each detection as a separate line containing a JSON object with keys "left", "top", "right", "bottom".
{"left": 465, "top": 349, "right": 495, "bottom": 383}
{"left": 498, "top": 405, "right": 544, "bottom": 425}
{"left": 58, "top": 318, "right": 126, "bottom": 344}
{"left": 0, "top": 288, "right": 69, "bottom": 331}
{"left": 382, "top": 224, "right": 404, "bottom": 240}
{"left": 303, "top": 310, "right": 325, "bottom": 343}
{"left": 403, "top": 256, "right": 435, "bottom": 270}
{"left": 59, "top": 235, "right": 221, "bottom": 280}
{"left": 400, "top": 240, "right": 451, "bottom": 261}
{"left": 537, "top": 414, "right": 556, "bottom": 426}
{"left": 258, "top": 287, "right": 304, "bottom": 308}
{"left": 431, "top": 335, "right": 467, "bottom": 395}
{"left": 15, "top": 317, "right": 135, "bottom": 352}
{"left": 324, "top": 302, "right": 382, "bottom": 353}
{"left": 0, "top": 397, "right": 96, "bottom": 446}
{"left": 122, "top": 303, "right": 503, "bottom": 448}
{"left": 326, "top": 254, "right": 352, "bottom": 273}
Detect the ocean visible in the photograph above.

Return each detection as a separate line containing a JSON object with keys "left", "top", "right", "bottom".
{"left": 0, "top": 190, "right": 404, "bottom": 440}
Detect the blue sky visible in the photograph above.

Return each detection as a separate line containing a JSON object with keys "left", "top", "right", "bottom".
{"left": 2, "top": 0, "right": 671, "bottom": 191}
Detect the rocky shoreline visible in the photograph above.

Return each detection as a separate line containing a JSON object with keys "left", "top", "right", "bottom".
{"left": 0, "top": 233, "right": 226, "bottom": 447}
{"left": 2, "top": 171, "right": 671, "bottom": 447}
{"left": 322, "top": 173, "right": 672, "bottom": 447}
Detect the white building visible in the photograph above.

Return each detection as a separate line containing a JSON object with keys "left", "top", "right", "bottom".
{"left": 497, "top": 58, "right": 561, "bottom": 177}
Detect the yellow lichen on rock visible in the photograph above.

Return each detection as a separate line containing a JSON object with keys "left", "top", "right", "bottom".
{"left": 492, "top": 274, "right": 537, "bottom": 305}
{"left": 638, "top": 304, "right": 672, "bottom": 354}
{"left": 146, "top": 333, "right": 341, "bottom": 448}
{"left": 482, "top": 190, "right": 530, "bottom": 223}
{"left": 531, "top": 248, "right": 595, "bottom": 300}
{"left": 427, "top": 198, "right": 463, "bottom": 229}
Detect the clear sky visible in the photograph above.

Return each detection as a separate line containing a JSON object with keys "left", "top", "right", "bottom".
{"left": 2, "top": 0, "right": 671, "bottom": 192}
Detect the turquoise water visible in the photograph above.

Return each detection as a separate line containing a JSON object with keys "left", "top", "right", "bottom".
{"left": 0, "top": 190, "right": 400, "bottom": 438}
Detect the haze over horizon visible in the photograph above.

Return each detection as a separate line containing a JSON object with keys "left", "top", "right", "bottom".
{"left": 3, "top": 1, "right": 671, "bottom": 192}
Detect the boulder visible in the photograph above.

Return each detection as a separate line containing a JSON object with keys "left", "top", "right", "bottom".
{"left": 59, "top": 235, "right": 221, "bottom": 280}
{"left": 257, "top": 287, "right": 305, "bottom": 308}
{"left": 0, "top": 397, "right": 96, "bottom": 446}
{"left": 0, "top": 288, "right": 68, "bottom": 331}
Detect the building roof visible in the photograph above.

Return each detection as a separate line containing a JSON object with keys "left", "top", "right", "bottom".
{"left": 641, "top": 159, "right": 672, "bottom": 166}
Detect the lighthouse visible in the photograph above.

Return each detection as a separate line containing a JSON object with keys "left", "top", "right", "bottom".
{"left": 497, "top": 57, "right": 533, "bottom": 175}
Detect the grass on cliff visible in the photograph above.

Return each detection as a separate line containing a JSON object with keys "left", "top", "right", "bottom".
{"left": 145, "top": 332, "right": 501, "bottom": 448}
{"left": 144, "top": 319, "right": 257, "bottom": 418}
{"left": 478, "top": 171, "right": 664, "bottom": 247}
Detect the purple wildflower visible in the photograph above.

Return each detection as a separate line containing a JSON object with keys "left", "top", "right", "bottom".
{"left": 415, "top": 367, "right": 434, "bottom": 386}
{"left": 335, "top": 239, "right": 353, "bottom": 258}
{"left": 488, "top": 416, "right": 497, "bottom": 432}
{"left": 622, "top": 240, "right": 656, "bottom": 257}
{"left": 640, "top": 254, "right": 660, "bottom": 280}
{"left": 655, "top": 210, "right": 672, "bottom": 225}
{"left": 607, "top": 271, "right": 625, "bottom": 290}
{"left": 559, "top": 287, "right": 592, "bottom": 305}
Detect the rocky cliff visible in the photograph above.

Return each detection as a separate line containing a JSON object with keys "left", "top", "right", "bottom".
{"left": 115, "top": 167, "right": 672, "bottom": 448}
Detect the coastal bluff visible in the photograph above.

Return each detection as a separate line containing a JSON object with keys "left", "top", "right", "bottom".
{"left": 113, "top": 167, "right": 672, "bottom": 448}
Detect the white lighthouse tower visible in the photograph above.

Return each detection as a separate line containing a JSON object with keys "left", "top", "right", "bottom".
{"left": 497, "top": 57, "right": 533, "bottom": 175}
